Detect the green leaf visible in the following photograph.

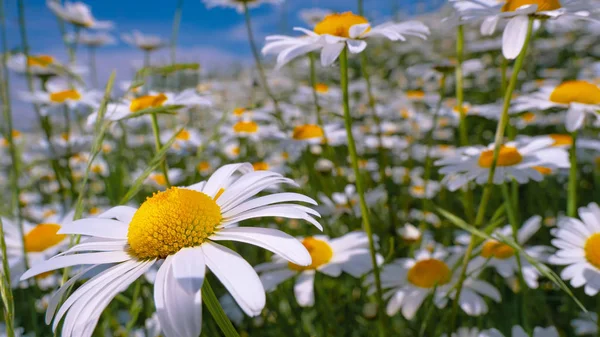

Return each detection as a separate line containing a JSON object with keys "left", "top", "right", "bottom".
{"left": 120, "top": 105, "right": 183, "bottom": 121}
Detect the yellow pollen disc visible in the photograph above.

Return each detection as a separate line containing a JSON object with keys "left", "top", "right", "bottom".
{"left": 478, "top": 146, "right": 523, "bottom": 168}
{"left": 584, "top": 233, "right": 600, "bottom": 269}
{"left": 233, "top": 121, "right": 259, "bottom": 134}
{"left": 521, "top": 112, "right": 536, "bottom": 122}
{"left": 130, "top": 94, "right": 168, "bottom": 113}
{"left": 252, "top": 162, "right": 269, "bottom": 171}
{"left": 233, "top": 107, "right": 246, "bottom": 116}
{"left": 42, "top": 209, "right": 57, "bottom": 218}
{"left": 406, "top": 90, "right": 425, "bottom": 99}
{"left": 91, "top": 165, "right": 103, "bottom": 174}
{"left": 314, "top": 12, "right": 369, "bottom": 38}
{"left": 102, "top": 144, "right": 112, "bottom": 153}
{"left": 50, "top": 89, "right": 81, "bottom": 103}
{"left": 315, "top": 83, "right": 330, "bottom": 93}
{"left": 27, "top": 55, "right": 54, "bottom": 67}
{"left": 282, "top": 152, "right": 289, "bottom": 160}
{"left": 127, "top": 187, "right": 222, "bottom": 259}
{"left": 411, "top": 186, "right": 425, "bottom": 194}
{"left": 453, "top": 105, "right": 470, "bottom": 115}
{"left": 24, "top": 224, "right": 66, "bottom": 253}
{"left": 549, "top": 81, "right": 600, "bottom": 105}
{"left": 197, "top": 161, "right": 211, "bottom": 172}
{"left": 89, "top": 207, "right": 101, "bottom": 215}
{"left": 60, "top": 133, "right": 70, "bottom": 142}
{"left": 150, "top": 174, "right": 167, "bottom": 187}
{"left": 549, "top": 134, "right": 573, "bottom": 147}
{"left": 533, "top": 166, "right": 553, "bottom": 175}
{"left": 407, "top": 259, "right": 451, "bottom": 288}
{"left": 289, "top": 237, "right": 333, "bottom": 271}
{"left": 501, "top": 0, "right": 562, "bottom": 12}
{"left": 293, "top": 124, "right": 324, "bottom": 140}
{"left": 481, "top": 240, "right": 515, "bottom": 259}
{"left": 232, "top": 146, "right": 240, "bottom": 155}
{"left": 176, "top": 129, "right": 191, "bottom": 141}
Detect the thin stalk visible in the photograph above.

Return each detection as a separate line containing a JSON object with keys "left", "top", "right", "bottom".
{"left": 308, "top": 53, "right": 323, "bottom": 126}
{"left": 448, "top": 17, "right": 534, "bottom": 334}
{"left": 358, "top": 0, "right": 364, "bottom": 16}
{"left": 339, "top": 47, "right": 385, "bottom": 336}
{"left": 455, "top": 25, "right": 468, "bottom": 147}
{"left": 89, "top": 46, "right": 98, "bottom": 88}
{"left": 242, "top": 2, "right": 283, "bottom": 120}
{"left": 170, "top": 0, "right": 184, "bottom": 65}
{"left": 202, "top": 281, "right": 241, "bottom": 337}
{"left": 567, "top": 131, "right": 578, "bottom": 217}
{"left": 0, "top": 219, "right": 15, "bottom": 337}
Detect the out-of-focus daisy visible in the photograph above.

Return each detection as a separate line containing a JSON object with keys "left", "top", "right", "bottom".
{"left": 19, "top": 79, "right": 101, "bottom": 113}
{"left": 7, "top": 53, "right": 69, "bottom": 77}
{"left": 572, "top": 312, "right": 598, "bottom": 336}
{"left": 299, "top": 8, "right": 332, "bottom": 27}
{"left": 145, "top": 169, "right": 185, "bottom": 190}
{"left": 47, "top": 1, "right": 113, "bottom": 29}
{"left": 549, "top": 202, "right": 600, "bottom": 295}
{"left": 121, "top": 30, "right": 166, "bottom": 52}
{"left": 202, "top": 0, "right": 281, "bottom": 13}
{"left": 21, "top": 163, "right": 320, "bottom": 337}
{"left": 289, "top": 123, "right": 345, "bottom": 145}
{"left": 161, "top": 128, "right": 202, "bottom": 153}
{"left": 436, "top": 137, "right": 570, "bottom": 191}
{"left": 454, "top": 0, "right": 596, "bottom": 59}
{"left": 408, "top": 179, "right": 440, "bottom": 199}
{"left": 397, "top": 223, "right": 422, "bottom": 243}
{"left": 262, "top": 12, "right": 430, "bottom": 68}
{"left": 512, "top": 80, "right": 600, "bottom": 131}
{"left": 372, "top": 246, "right": 500, "bottom": 319}
{"left": 465, "top": 216, "right": 552, "bottom": 289}
{"left": 2, "top": 210, "right": 74, "bottom": 287}
{"left": 67, "top": 31, "right": 116, "bottom": 48}
{"left": 481, "top": 326, "right": 559, "bottom": 337}
{"left": 256, "top": 232, "right": 380, "bottom": 307}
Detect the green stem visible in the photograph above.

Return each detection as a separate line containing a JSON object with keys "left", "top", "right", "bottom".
{"left": 0, "top": 219, "right": 15, "bottom": 337}
{"left": 455, "top": 25, "right": 468, "bottom": 147}
{"left": 339, "top": 47, "right": 385, "bottom": 336}
{"left": 170, "top": 0, "right": 184, "bottom": 65}
{"left": 308, "top": 53, "right": 323, "bottom": 126}
{"left": 448, "top": 17, "right": 534, "bottom": 334}
{"left": 501, "top": 182, "right": 527, "bottom": 296}
{"left": 567, "top": 131, "right": 578, "bottom": 217}
{"left": 242, "top": 2, "right": 283, "bottom": 121}
{"left": 202, "top": 281, "right": 241, "bottom": 337}
{"left": 150, "top": 114, "right": 172, "bottom": 188}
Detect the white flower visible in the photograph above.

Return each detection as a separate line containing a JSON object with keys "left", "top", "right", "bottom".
{"left": 481, "top": 326, "right": 559, "bottom": 337}
{"left": 436, "top": 137, "right": 570, "bottom": 191}
{"left": 256, "top": 232, "right": 380, "bottom": 307}
{"left": 20, "top": 163, "right": 321, "bottom": 337}
{"left": 18, "top": 78, "right": 101, "bottom": 114}
{"left": 121, "top": 30, "right": 166, "bottom": 51}
{"left": 549, "top": 202, "right": 600, "bottom": 296}
{"left": 47, "top": 1, "right": 113, "bottom": 29}
{"left": 67, "top": 31, "right": 116, "bottom": 48}
{"left": 202, "top": 0, "right": 281, "bottom": 13}
{"left": 262, "top": 12, "right": 429, "bottom": 68}
{"left": 572, "top": 312, "right": 598, "bottom": 336}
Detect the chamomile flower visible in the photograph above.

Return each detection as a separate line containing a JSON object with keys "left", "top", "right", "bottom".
{"left": 465, "top": 216, "right": 552, "bottom": 289}
{"left": 435, "top": 137, "right": 569, "bottom": 191}
{"left": 262, "top": 12, "right": 430, "bottom": 68}
{"left": 572, "top": 312, "right": 598, "bottom": 336}
{"left": 1, "top": 210, "right": 74, "bottom": 287}
{"left": 19, "top": 79, "right": 101, "bottom": 113}
{"left": 454, "top": 0, "right": 596, "bottom": 59}
{"left": 47, "top": 1, "right": 112, "bottom": 29}
{"left": 20, "top": 163, "right": 320, "bottom": 337}
{"left": 481, "top": 326, "right": 559, "bottom": 337}
{"left": 7, "top": 53, "right": 72, "bottom": 77}
{"left": 161, "top": 128, "right": 202, "bottom": 153}
{"left": 397, "top": 223, "right": 422, "bottom": 243}
{"left": 256, "top": 232, "right": 380, "bottom": 307}
{"left": 202, "top": 0, "right": 281, "bottom": 13}
{"left": 549, "top": 202, "right": 600, "bottom": 295}
{"left": 121, "top": 30, "right": 166, "bottom": 52}
{"left": 512, "top": 80, "right": 600, "bottom": 131}
{"left": 67, "top": 31, "right": 116, "bottom": 48}
{"left": 145, "top": 169, "right": 185, "bottom": 190}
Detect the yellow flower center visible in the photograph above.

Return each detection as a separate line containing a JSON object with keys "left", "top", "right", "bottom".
{"left": 176, "top": 129, "right": 191, "bottom": 141}
{"left": 478, "top": 146, "right": 523, "bottom": 168}
{"left": 549, "top": 81, "right": 600, "bottom": 105}
{"left": 233, "top": 107, "right": 246, "bottom": 116}
{"left": 521, "top": 112, "right": 536, "bottom": 122}
{"left": 127, "top": 187, "right": 222, "bottom": 259}
{"left": 533, "top": 166, "right": 553, "bottom": 175}
{"left": 289, "top": 237, "right": 333, "bottom": 271}
{"left": 150, "top": 174, "right": 167, "bottom": 187}
{"left": 406, "top": 90, "right": 425, "bottom": 99}
{"left": 60, "top": 133, "right": 70, "bottom": 142}
{"left": 293, "top": 124, "right": 324, "bottom": 140}
{"left": 411, "top": 186, "right": 425, "bottom": 194}
{"left": 24, "top": 224, "right": 66, "bottom": 253}
{"left": 314, "top": 12, "right": 369, "bottom": 38}
{"left": 233, "top": 121, "right": 259, "bottom": 134}
{"left": 42, "top": 209, "right": 57, "bottom": 218}
{"left": 49, "top": 89, "right": 81, "bottom": 103}
{"left": 501, "top": 0, "right": 562, "bottom": 12}
{"left": 549, "top": 134, "right": 573, "bottom": 147}
{"left": 89, "top": 207, "right": 101, "bottom": 215}
{"left": 407, "top": 259, "right": 451, "bottom": 288}
{"left": 27, "top": 55, "right": 54, "bottom": 67}
{"left": 91, "top": 164, "right": 103, "bottom": 174}
{"left": 481, "top": 240, "right": 516, "bottom": 259}
{"left": 584, "top": 233, "right": 600, "bottom": 269}
{"left": 453, "top": 105, "right": 470, "bottom": 115}
{"left": 197, "top": 161, "right": 211, "bottom": 172}
{"left": 129, "top": 94, "right": 168, "bottom": 113}
{"left": 315, "top": 83, "right": 330, "bottom": 93}
{"left": 252, "top": 162, "right": 270, "bottom": 171}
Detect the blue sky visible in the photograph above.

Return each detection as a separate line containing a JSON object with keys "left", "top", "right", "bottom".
{"left": 5, "top": 0, "right": 444, "bottom": 127}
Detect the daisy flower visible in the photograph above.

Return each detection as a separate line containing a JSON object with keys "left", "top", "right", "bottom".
{"left": 465, "top": 216, "right": 552, "bottom": 289}
{"left": 67, "top": 31, "right": 116, "bottom": 48}
{"left": 202, "top": 0, "right": 281, "bottom": 13}
{"left": 435, "top": 137, "right": 570, "bottom": 191}
{"left": 160, "top": 128, "right": 203, "bottom": 153}
{"left": 262, "top": 12, "right": 430, "bottom": 68}
{"left": 256, "top": 232, "right": 380, "bottom": 307}
{"left": 481, "top": 326, "right": 559, "bottom": 337}
{"left": 511, "top": 80, "right": 600, "bottom": 131}
{"left": 548, "top": 202, "right": 600, "bottom": 295}
{"left": 121, "top": 30, "right": 166, "bottom": 52}
{"left": 20, "top": 163, "right": 321, "bottom": 337}
{"left": 144, "top": 169, "right": 185, "bottom": 190}
{"left": 454, "top": 0, "right": 596, "bottom": 59}
{"left": 7, "top": 53, "right": 77, "bottom": 77}
{"left": 47, "top": 1, "right": 113, "bottom": 29}
{"left": 19, "top": 79, "right": 101, "bottom": 113}
{"left": 2, "top": 210, "right": 74, "bottom": 287}
{"left": 572, "top": 312, "right": 598, "bottom": 336}
{"left": 372, "top": 246, "right": 501, "bottom": 319}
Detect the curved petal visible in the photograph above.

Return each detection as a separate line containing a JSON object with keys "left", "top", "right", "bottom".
{"left": 58, "top": 218, "right": 129, "bottom": 239}
{"left": 502, "top": 15, "right": 529, "bottom": 60}
{"left": 171, "top": 247, "right": 206, "bottom": 294}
